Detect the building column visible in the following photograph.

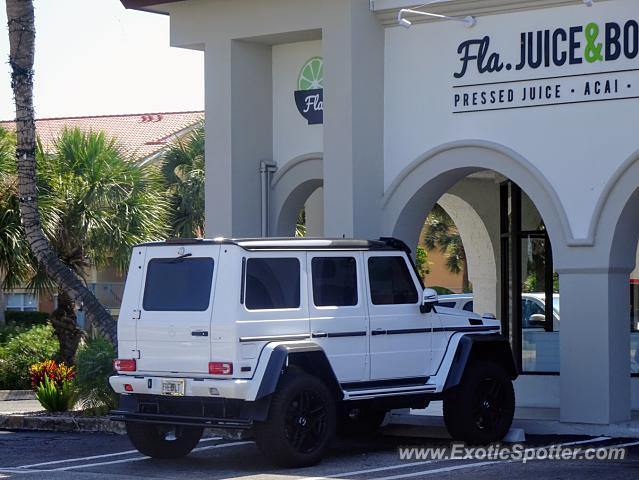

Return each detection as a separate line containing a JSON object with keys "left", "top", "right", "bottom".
{"left": 558, "top": 268, "right": 631, "bottom": 424}
{"left": 321, "top": 0, "right": 384, "bottom": 239}
{"left": 204, "top": 39, "right": 273, "bottom": 238}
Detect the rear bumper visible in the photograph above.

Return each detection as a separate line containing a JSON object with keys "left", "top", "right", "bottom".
{"left": 110, "top": 393, "right": 268, "bottom": 429}
{"left": 109, "top": 374, "right": 251, "bottom": 400}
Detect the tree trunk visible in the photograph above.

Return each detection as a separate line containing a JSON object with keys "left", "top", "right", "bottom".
{"left": 6, "top": 0, "right": 117, "bottom": 347}
{"left": 50, "top": 289, "right": 82, "bottom": 364}
{"left": 0, "top": 287, "right": 5, "bottom": 327}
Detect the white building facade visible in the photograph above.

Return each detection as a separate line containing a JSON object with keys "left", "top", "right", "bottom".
{"left": 124, "top": 0, "right": 639, "bottom": 430}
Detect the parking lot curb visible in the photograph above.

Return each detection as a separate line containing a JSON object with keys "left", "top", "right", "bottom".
{"left": 0, "top": 413, "right": 126, "bottom": 434}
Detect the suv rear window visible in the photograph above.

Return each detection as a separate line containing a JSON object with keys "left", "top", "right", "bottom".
{"left": 143, "top": 257, "right": 214, "bottom": 311}
{"left": 368, "top": 256, "right": 418, "bottom": 305}
{"left": 312, "top": 257, "right": 358, "bottom": 307}
{"left": 245, "top": 258, "right": 300, "bottom": 310}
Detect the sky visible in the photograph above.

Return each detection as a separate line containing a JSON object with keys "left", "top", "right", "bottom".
{"left": 0, "top": 0, "right": 204, "bottom": 120}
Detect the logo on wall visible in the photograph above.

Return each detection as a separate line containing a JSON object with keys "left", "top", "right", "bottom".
{"left": 294, "top": 57, "right": 323, "bottom": 125}
{"left": 451, "top": 19, "right": 639, "bottom": 114}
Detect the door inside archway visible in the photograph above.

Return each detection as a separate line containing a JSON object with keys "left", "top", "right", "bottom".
{"left": 412, "top": 172, "right": 559, "bottom": 375}
{"left": 500, "top": 181, "right": 558, "bottom": 374}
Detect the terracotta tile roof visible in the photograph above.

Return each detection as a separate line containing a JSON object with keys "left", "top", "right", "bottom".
{"left": 0, "top": 111, "right": 204, "bottom": 161}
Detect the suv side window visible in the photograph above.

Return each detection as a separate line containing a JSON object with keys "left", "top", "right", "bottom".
{"left": 245, "top": 258, "right": 300, "bottom": 310}
{"left": 368, "top": 256, "right": 418, "bottom": 305}
{"left": 311, "top": 257, "right": 358, "bottom": 307}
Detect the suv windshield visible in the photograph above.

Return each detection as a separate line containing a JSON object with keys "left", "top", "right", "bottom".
{"left": 143, "top": 257, "right": 214, "bottom": 311}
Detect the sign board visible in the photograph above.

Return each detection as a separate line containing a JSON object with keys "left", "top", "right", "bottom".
{"left": 295, "top": 56, "right": 324, "bottom": 125}
{"left": 452, "top": 19, "right": 639, "bottom": 113}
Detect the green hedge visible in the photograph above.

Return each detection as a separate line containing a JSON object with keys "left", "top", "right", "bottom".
{"left": 4, "top": 310, "right": 49, "bottom": 326}
{"left": 0, "top": 324, "right": 60, "bottom": 390}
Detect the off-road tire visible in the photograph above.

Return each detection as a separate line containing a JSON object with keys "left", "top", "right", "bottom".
{"left": 126, "top": 422, "right": 203, "bottom": 459}
{"left": 443, "top": 360, "right": 515, "bottom": 444}
{"left": 254, "top": 371, "right": 336, "bottom": 468}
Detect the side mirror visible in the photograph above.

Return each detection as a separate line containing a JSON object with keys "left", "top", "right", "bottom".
{"left": 420, "top": 288, "right": 439, "bottom": 314}
{"left": 529, "top": 313, "right": 546, "bottom": 327}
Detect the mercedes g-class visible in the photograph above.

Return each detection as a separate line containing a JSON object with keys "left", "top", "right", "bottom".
{"left": 110, "top": 237, "right": 517, "bottom": 467}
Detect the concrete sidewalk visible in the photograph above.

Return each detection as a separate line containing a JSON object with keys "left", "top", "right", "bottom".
{"left": 387, "top": 401, "right": 639, "bottom": 439}
{"left": 0, "top": 399, "right": 43, "bottom": 414}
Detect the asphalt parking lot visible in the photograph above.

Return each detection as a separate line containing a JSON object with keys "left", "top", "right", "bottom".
{"left": 0, "top": 429, "right": 638, "bottom": 479}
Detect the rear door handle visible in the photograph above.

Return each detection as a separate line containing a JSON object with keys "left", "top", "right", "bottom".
{"left": 312, "top": 331, "right": 328, "bottom": 338}
{"left": 191, "top": 330, "right": 209, "bottom": 337}
{"left": 371, "top": 328, "right": 387, "bottom": 336}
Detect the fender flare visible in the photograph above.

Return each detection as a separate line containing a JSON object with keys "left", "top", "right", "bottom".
{"left": 254, "top": 342, "right": 342, "bottom": 400}
{"left": 443, "top": 333, "right": 518, "bottom": 391}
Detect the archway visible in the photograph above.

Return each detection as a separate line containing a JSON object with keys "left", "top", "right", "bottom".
{"left": 384, "top": 142, "right": 568, "bottom": 253}
{"left": 269, "top": 153, "right": 323, "bottom": 237}
{"left": 595, "top": 151, "right": 639, "bottom": 411}
{"left": 384, "top": 141, "right": 568, "bottom": 377}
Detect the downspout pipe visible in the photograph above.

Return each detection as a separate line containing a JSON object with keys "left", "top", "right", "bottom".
{"left": 260, "top": 161, "right": 278, "bottom": 237}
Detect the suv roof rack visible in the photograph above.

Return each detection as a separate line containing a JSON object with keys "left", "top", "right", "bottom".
{"left": 138, "top": 237, "right": 411, "bottom": 252}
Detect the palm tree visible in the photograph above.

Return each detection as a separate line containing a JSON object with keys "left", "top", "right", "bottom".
{"left": 6, "top": 0, "right": 119, "bottom": 350}
{"left": 0, "top": 127, "right": 28, "bottom": 325}
{"left": 423, "top": 204, "right": 470, "bottom": 292}
{"left": 0, "top": 128, "right": 169, "bottom": 361}
{"left": 161, "top": 123, "right": 205, "bottom": 238}
{"left": 37, "top": 128, "right": 168, "bottom": 362}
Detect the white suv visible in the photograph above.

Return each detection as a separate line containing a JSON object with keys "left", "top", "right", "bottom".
{"left": 110, "top": 238, "right": 517, "bottom": 467}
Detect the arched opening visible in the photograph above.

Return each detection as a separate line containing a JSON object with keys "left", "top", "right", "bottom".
{"left": 608, "top": 187, "right": 639, "bottom": 377}
{"left": 587, "top": 150, "right": 639, "bottom": 415}
{"left": 269, "top": 154, "right": 323, "bottom": 237}
{"left": 384, "top": 143, "right": 568, "bottom": 375}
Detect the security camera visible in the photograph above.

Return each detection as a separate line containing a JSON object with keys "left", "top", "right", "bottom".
{"left": 399, "top": 18, "right": 412, "bottom": 28}
{"left": 463, "top": 15, "right": 476, "bottom": 28}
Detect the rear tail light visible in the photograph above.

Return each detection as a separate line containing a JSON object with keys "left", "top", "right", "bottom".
{"left": 114, "top": 359, "right": 137, "bottom": 372}
{"left": 209, "top": 362, "right": 233, "bottom": 375}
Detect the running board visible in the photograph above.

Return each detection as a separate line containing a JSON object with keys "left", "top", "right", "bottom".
{"left": 343, "top": 384, "right": 437, "bottom": 400}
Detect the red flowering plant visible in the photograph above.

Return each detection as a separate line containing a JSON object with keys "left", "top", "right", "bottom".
{"left": 29, "top": 360, "right": 76, "bottom": 390}
{"left": 29, "top": 360, "right": 77, "bottom": 412}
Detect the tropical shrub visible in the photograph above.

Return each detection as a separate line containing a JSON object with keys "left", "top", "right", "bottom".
{"left": 415, "top": 245, "right": 430, "bottom": 279}
{"left": 431, "top": 286, "right": 455, "bottom": 295}
{"left": 0, "top": 324, "right": 59, "bottom": 389}
{"left": 0, "top": 323, "right": 27, "bottom": 344}
{"left": 34, "top": 375, "right": 76, "bottom": 412}
{"left": 30, "top": 360, "right": 76, "bottom": 412}
{"left": 75, "top": 336, "right": 117, "bottom": 415}
{"left": 0, "top": 127, "right": 170, "bottom": 364}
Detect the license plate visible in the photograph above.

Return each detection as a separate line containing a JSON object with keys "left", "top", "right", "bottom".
{"left": 161, "top": 379, "right": 185, "bottom": 396}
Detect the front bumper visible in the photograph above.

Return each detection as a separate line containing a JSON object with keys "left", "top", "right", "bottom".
{"left": 109, "top": 374, "right": 251, "bottom": 400}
